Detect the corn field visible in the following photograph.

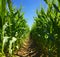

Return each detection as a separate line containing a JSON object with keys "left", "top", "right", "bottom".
{"left": 0, "top": 0, "right": 29, "bottom": 57}
{"left": 0, "top": 0, "right": 60, "bottom": 57}
{"left": 30, "top": 0, "right": 60, "bottom": 57}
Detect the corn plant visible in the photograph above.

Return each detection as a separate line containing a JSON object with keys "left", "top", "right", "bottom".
{"left": 30, "top": 0, "right": 60, "bottom": 57}
{"left": 0, "top": 0, "right": 29, "bottom": 57}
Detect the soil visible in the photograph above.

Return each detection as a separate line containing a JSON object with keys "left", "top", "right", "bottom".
{"left": 14, "top": 35, "right": 43, "bottom": 57}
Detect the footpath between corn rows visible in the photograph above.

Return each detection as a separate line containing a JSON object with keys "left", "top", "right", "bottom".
{"left": 14, "top": 35, "right": 44, "bottom": 57}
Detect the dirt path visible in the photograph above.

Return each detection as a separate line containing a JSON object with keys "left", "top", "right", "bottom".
{"left": 14, "top": 35, "right": 42, "bottom": 57}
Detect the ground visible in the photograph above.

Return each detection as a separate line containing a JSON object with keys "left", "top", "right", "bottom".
{"left": 14, "top": 35, "right": 43, "bottom": 57}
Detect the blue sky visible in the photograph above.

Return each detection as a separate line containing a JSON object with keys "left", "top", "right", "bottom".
{"left": 12, "top": 0, "right": 47, "bottom": 28}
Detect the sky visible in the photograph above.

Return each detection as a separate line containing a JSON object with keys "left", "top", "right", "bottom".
{"left": 12, "top": 0, "right": 48, "bottom": 28}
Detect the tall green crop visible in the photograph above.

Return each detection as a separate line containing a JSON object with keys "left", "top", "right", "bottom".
{"left": 0, "top": 0, "right": 29, "bottom": 57}
{"left": 30, "top": 0, "right": 60, "bottom": 57}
